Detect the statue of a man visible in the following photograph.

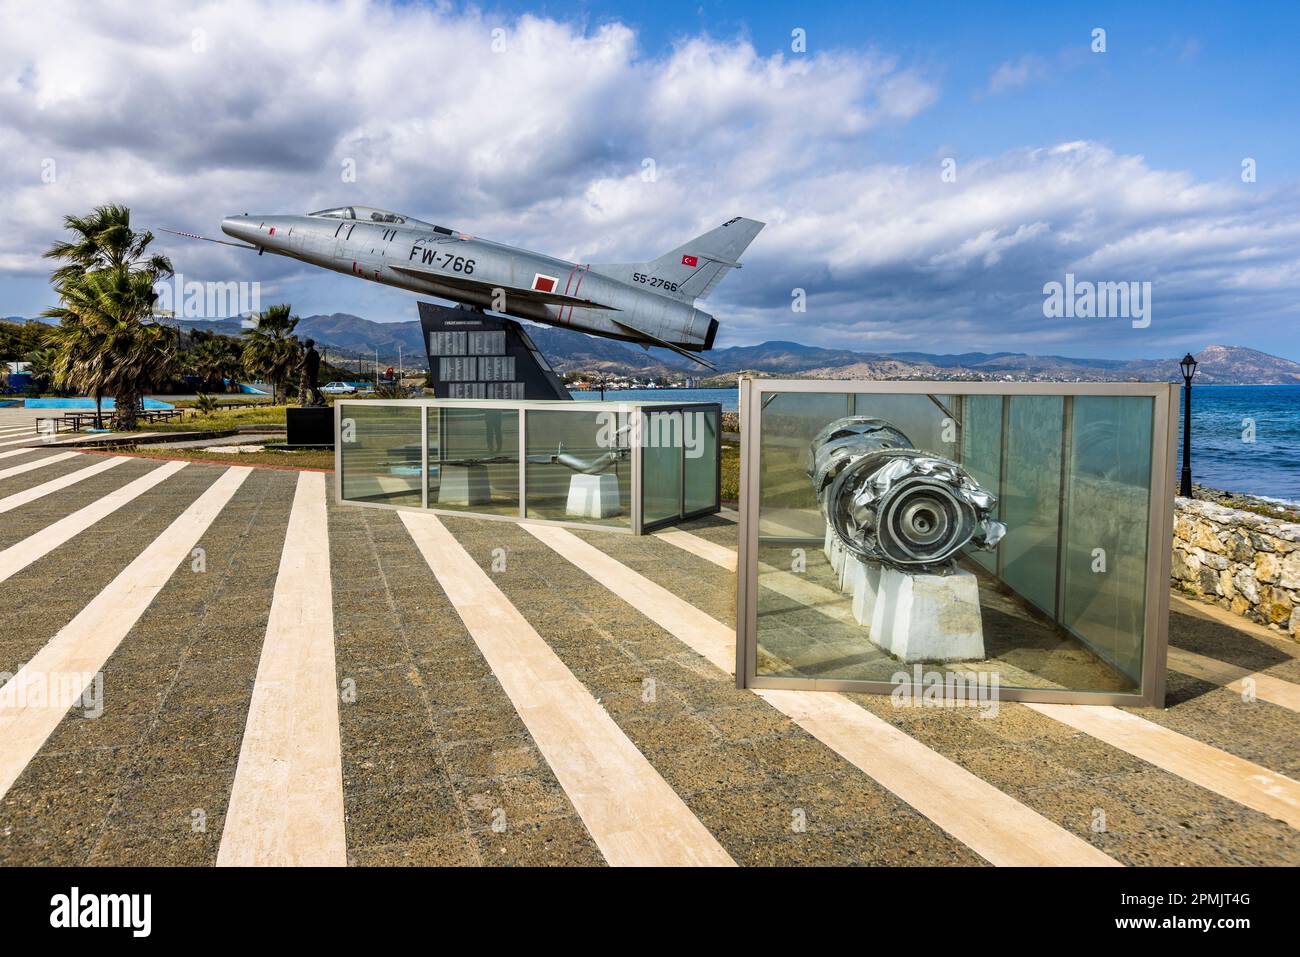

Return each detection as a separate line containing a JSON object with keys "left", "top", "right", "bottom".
{"left": 301, "top": 338, "right": 324, "bottom": 406}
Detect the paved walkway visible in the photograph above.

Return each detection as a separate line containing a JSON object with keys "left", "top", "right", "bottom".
{"left": 0, "top": 441, "right": 1297, "bottom": 866}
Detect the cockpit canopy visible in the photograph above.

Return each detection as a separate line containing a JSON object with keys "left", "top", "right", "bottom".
{"left": 308, "top": 205, "right": 432, "bottom": 227}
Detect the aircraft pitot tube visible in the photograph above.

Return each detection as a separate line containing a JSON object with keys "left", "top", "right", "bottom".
{"left": 807, "top": 416, "right": 1006, "bottom": 571}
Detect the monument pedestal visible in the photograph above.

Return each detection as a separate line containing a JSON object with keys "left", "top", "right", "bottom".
{"left": 869, "top": 566, "right": 985, "bottom": 663}
{"left": 828, "top": 523, "right": 986, "bottom": 663}
{"left": 845, "top": 556, "right": 881, "bottom": 626}
{"left": 286, "top": 406, "right": 334, "bottom": 448}
{"left": 438, "top": 464, "right": 491, "bottom": 506}
{"left": 566, "top": 473, "right": 621, "bottom": 519}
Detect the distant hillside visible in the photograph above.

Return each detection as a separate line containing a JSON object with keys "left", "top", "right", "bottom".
{"left": 3, "top": 313, "right": 1298, "bottom": 384}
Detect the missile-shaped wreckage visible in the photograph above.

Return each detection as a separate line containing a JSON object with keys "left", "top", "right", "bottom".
{"left": 808, "top": 416, "right": 1006, "bottom": 572}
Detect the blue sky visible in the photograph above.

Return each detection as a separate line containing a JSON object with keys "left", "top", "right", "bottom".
{"left": 2, "top": 0, "right": 1298, "bottom": 360}
{"left": 478, "top": 0, "right": 1299, "bottom": 180}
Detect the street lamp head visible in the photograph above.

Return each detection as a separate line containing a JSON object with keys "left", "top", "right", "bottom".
{"left": 1180, "top": 352, "right": 1198, "bottom": 382}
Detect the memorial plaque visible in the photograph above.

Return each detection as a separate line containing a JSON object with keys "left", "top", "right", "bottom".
{"left": 419, "top": 302, "right": 570, "bottom": 400}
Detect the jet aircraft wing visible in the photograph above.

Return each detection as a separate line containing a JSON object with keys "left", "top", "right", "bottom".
{"left": 390, "top": 264, "right": 618, "bottom": 310}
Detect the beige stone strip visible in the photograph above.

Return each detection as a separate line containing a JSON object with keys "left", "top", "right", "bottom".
{"left": 759, "top": 688, "right": 1120, "bottom": 866}
{"left": 526, "top": 523, "right": 1118, "bottom": 866}
{"left": 1170, "top": 594, "right": 1298, "bottom": 644}
{"left": 0, "top": 434, "right": 53, "bottom": 448}
{"left": 524, "top": 523, "right": 734, "bottom": 672}
{"left": 218, "top": 472, "right": 346, "bottom": 867}
{"left": 0, "top": 456, "right": 130, "bottom": 516}
{"left": 0, "top": 466, "right": 252, "bottom": 800}
{"left": 653, "top": 528, "right": 737, "bottom": 570}
{"left": 0, "top": 451, "right": 79, "bottom": 480}
{"left": 1167, "top": 647, "right": 1300, "bottom": 713}
{"left": 1026, "top": 703, "right": 1300, "bottom": 829}
{"left": 0, "top": 448, "right": 52, "bottom": 461}
{"left": 408, "top": 513, "right": 734, "bottom": 867}
{"left": 0, "top": 460, "right": 187, "bottom": 584}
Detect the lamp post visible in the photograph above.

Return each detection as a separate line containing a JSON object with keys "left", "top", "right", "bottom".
{"left": 1179, "top": 352, "right": 1198, "bottom": 497}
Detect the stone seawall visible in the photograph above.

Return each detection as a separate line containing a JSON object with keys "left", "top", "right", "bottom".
{"left": 1172, "top": 497, "right": 1300, "bottom": 639}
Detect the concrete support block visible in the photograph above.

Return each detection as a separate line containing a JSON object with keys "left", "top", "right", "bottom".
{"left": 438, "top": 464, "right": 491, "bottom": 506}
{"left": 847, "top": 557, "right": 882, "bottom": 626}
{"left": 566, "top": 473, "right": 622, "bottom": 519}
{"left": 870, "top": 566, "right": 985, "bottom": 663}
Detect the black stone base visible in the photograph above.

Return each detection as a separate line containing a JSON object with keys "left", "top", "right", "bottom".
{"left": 286, "top": 406, "right": 334, "bottom": 448}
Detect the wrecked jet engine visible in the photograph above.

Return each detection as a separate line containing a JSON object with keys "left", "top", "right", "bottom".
{"left": 807, "top": 416, "right": 1006, "bottom": 571}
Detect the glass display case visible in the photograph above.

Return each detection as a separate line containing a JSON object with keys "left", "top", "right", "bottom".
{"left": 336, "top": 398, "right": 720, "bottom": 533}
{"left": 735, "top": 379, "right": 1177, "bottom": 706}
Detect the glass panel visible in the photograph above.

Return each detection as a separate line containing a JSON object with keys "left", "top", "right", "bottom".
{"left": 641, "top": 411, "right": 683, "bottom": 526}
{"left": 524, "top": 409, "right": 631, "bottom": 527}
{"left": 854, "top": 392, "right": 958, "bottom": 458}
{"left": 758, "top": 392, "right": 853, "bottom": 538}
{"left": 752, "top": 387, "right": 1152, "bottom": 695}
{"left": 427, "top": 407, "right": 519, "bottom": 515}
{"left": 1000, "top": 396, "right": 1063, "bottom": 616}
{"left": 1061, "top": 396, "right": 1153, "bottom": 684}
{"left": 960, "top": 395, "right": 1002, "bottom": 572}
{"left": 683, "top": 409, "right": 718, "bottom": 514}
{"left": 338, "top": 403, "right": 423, "bottom": 506}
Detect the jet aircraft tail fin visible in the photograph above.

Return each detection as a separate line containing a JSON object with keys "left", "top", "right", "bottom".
{"left": 590, "top": 216, "right": 764, "bottom": 302}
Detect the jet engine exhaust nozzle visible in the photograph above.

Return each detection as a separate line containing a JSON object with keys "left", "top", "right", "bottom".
{"left": 807, "top": 416, "right": 1006, "bottom": 571}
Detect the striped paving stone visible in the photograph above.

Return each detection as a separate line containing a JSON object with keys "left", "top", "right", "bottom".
{"left": 574, "top": 526, "right": 737, "bottom": 629}
{"left": 441, "top": 516, "right": 983, "bottom": 867}
{"left": 0, "top": 457, "right": 163, "bottom": 551}
{"left": 845, "top": 692, "right": 1299, "bottom": 866}
{"left": 529, "top": 523, "right": 1121, "bottom": 867}
{"left": 659, "top": 526, "right": 1300, "bottom": 865}
{"left": 1169, "top": 600, "right": 1300, "bottom": 686}
{"left": 0, "top": 453, "right": 106, "bottom": 495}
{"left": 1168, "top": 646, "right": 1300, "bottom": 713}
{"left": 0, "top": 457, "right": 130, "bottom": 518}
{"left": 0, "top": 469, "right": 290, "bottom": 865}
{"left": 219, "top": 472, "right": 344, "bottom": 866}
{"left": 0, "top": 465, "right": 252, "bottom": 864}
{"left": 0, "top": 464, "right": 224, "bottom": 682}
{"left": 0, "top": 451, "right": 80, "bottom": 483}
{"left": 84, "top": 467, "right": 295, "bottom": 865}
{"left": 328, "top": 505, "right": 604, "bottom": 867}
{"left": 403, "top": 511, "right": 733, "bottom": 867}
{"left": 1130, "top": 670, "right": 1300, "bottom": 777}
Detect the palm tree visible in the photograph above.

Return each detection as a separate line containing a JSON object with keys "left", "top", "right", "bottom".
{"left": 241, "top": 304, "right": 301, "bottom": 403}
{"left": 185, "top": 332, "right": 243, "bottom": 392}
{"left": 44, "top": 204, "right": 172, "bottom": 284}
{"left": 44, "top": 205, "right": 173, "bottom": 428}
{"left": 47, "top": 267, "right": 176, "bottom": 431}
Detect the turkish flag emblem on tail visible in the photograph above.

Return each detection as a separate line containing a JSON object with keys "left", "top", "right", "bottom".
{"left": 681, "top": 254, "right": 698, "bottom": 267}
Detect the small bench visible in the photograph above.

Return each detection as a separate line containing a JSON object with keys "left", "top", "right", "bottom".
{"left": 34, "top": 416, "right": 76, "bottom": 436}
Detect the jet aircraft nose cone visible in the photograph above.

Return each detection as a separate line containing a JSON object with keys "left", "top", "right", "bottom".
{"left": 221, "top": 215, "right": 257, "bottom": 244}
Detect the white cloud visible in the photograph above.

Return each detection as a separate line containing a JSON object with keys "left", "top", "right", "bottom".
{"left": 1, "top": 0, "right": 1297, "bottom": 358}
{"left": 986, "top": 55, "right": 1045, "bottom": 95}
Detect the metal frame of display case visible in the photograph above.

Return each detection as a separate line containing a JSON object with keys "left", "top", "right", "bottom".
{"left": 734, "top": 378, "right": 1178, "bottom": 707}
{"left": 334, "top": 398, "right": 721, "bottom": 534}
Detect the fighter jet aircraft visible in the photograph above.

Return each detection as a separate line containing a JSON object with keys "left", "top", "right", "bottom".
{"left": 165, "top": 206, "right": 763, "bottom": 369}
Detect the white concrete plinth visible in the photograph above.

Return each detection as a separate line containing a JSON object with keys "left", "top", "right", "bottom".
{"left": 438, "top": 464, "right": 491, "bottom": 506}
{"left": 828, "top": 534, "right": 846, "bottom": 576}
{"left": 846, "top": 557, "right": 882, "bottom": 626}
{"left": 566, "top": 473, "right": 622, "bottom": 519}
{"left": 870, "top": 566, "right": 985, "bottom": 663}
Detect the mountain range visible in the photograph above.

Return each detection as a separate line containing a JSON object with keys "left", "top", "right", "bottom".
{"left": 4, "top": 313, "right": 1299, "bottom": 384}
